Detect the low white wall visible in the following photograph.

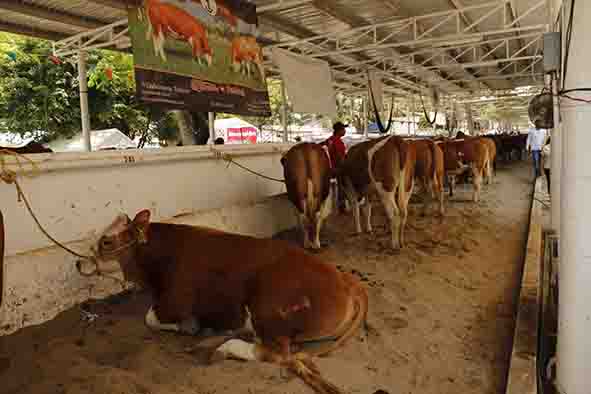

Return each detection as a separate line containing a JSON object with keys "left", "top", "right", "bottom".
{"left": 0, "top": 143, "right": 297, "bottom": 335}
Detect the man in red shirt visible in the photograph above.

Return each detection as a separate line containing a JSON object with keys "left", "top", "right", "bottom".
{"left": 321, "top": 121, "right": 348, "bottom": 169}
{"left": 320, "top": 122, "right": 348, "bottom": 213}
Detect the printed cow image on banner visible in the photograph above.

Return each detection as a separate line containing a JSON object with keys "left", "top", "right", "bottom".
{"left": 129, "top": 0, "right": 271, "bottom": 117}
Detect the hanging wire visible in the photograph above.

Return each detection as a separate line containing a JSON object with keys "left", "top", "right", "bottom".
{"left": 367, "top": 71, "right": 394, "bottom": 134}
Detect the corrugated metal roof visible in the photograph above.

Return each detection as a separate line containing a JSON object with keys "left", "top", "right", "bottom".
{"left": 0, "top": 0, "right": 547, "bottom": 104}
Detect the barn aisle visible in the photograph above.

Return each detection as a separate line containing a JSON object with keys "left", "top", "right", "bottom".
{"left": 0, "top": 161, "right": 533, "bottom": 394}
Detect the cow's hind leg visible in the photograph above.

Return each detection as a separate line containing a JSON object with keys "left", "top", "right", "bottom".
{"left": 397, "top": 179, "right": 414, "bottom": 248}
{"left": 361, "top": 201, "right": 372, "bottom": 233}
{"left": 472, "top": 166, "right": 483, "bottom": 203}
{"left": 212, "top": 339, "right": 344, "bottom": 394}
{"left": 313, "top": 191, "right": 333, "bottom": 249}
{"left": 375, "top": 184, "right": 401, "bottom": 250}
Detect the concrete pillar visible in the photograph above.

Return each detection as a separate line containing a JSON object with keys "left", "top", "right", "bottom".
{"left": 208, "top": 112, "right": 215, "bottom": 144}
{"left": 78, "top": 51, "right": 91, "bottom": 152}
{"left": 556, "top": 2, "right": 591, "bottom": 394}
{"left": 281, "top": 79, "right": 288, "bottom": 143}
{"left": 407, "top": 101, "right": 411, "bottom": 135}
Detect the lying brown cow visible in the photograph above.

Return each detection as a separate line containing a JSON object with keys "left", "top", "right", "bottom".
{"left": 339, "top": 135, "right": 416, "bottom": 250}
{"left": 281, "top": 143, "right": 333, "bottom": 250}
{"left": 409, "top": 139, "right": 445, "bottom": 216}
{"left": 79, "top": 210, "right": 368, "bottom": 394}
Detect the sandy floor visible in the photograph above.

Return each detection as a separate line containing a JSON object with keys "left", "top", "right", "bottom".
{"left": 0, "top": 161, "right": 534, "bottom": 394}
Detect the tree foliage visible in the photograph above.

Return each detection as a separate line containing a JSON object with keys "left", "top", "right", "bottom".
{"left": 0, "top": 32, "right": 368, "bottom": 145}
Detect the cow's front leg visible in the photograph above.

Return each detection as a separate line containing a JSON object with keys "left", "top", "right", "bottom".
{"left": 145, "top": 306, "right": 200, "bottom": 335}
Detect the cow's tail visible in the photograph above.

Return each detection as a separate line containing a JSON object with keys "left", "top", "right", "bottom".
{"left": 301, "top": 273, "right": 369, "bottom": 358}
{"left": 287, "top": 357, "right": 345, "bottom": 394}
{"left": 306, "top": 178, "right": 318, "bottom": 217}
{"left": 428, "top": 141, "right": 439, "bottom": 189}
{"left": 286, "top": 273, "right": 368, "bottom": 394}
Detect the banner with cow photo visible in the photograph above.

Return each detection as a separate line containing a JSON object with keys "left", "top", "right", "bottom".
{"left": 128, "top": 0, "right": 271, "bottom": 117}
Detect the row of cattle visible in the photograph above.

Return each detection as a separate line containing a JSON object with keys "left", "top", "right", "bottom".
{"left": 282, "top": 132, "right": 527, "bottom": 251}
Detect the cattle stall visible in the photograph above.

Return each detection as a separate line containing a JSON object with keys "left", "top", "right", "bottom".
{"left": 0, "top": 0, "right": 554, "bottom": 393}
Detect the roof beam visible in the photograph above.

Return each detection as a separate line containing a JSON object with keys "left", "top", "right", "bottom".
{"left": 0, "top": 21, "right": 69, "bottom": 41}
{"left": 310, "top": 0, "right": 464, "bottom": 92}
{"left": 259, "top": 10, "right": 422, "bottom": 95}
{"left": 0, "top": 0, "right": 103, "bottom": 30}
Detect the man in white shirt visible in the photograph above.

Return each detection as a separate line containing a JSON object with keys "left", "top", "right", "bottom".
{"left": 526, "top": 123, "right": 547, "bottom": 178}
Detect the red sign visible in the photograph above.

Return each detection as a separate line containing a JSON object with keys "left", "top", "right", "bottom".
{"left": 227, "top": 127, "right": 257, "bottom": 144}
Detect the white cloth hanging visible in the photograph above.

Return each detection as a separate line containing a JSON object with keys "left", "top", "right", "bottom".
{"left": 368, "top": 70, "right": 383, "bottom": 112}
{"left": 271, "top": 48, "right": 337, "bottom": 117}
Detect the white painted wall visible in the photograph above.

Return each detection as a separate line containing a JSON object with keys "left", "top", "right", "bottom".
{"left": 0, "top": 144, "right": 297, "bottom": 335}
{"left": 556, "top": 1, "right": 591, "bottom": 394}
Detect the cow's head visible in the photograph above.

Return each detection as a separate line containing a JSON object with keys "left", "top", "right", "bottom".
{"left": 77, "top": 210, "right": 151, "bottom": 284}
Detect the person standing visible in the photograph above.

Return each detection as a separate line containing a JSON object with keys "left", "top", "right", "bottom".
{"left": 320, "top": 122, "right": 348, "bottom": 213}
{"left": 320, "top": 122, "right": 348, "bottom": 169}
{"left": 542, "top": 137, "right": 551, "bottom": 194}
{"left": 526, "top": 123, "right": 547, "bottom": 178}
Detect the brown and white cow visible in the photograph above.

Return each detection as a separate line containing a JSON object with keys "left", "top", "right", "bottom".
{"left": 339, "top": 135, "right": 416, "bottom": 250}
{"left": 281, "top": 143, "right": 333, "bottom": 250}
{"left": 409, "top": 139, "right": 445, "bottom": 216}
{"left": 440, "top": 138, "right": 489, "bottom": 202}
{"left": 77, "top": 209, "right": 368, "bottom": 394}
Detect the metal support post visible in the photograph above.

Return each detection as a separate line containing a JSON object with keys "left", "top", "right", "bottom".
{"left": 78, "top": 51, "right": 91, "bottom": 152}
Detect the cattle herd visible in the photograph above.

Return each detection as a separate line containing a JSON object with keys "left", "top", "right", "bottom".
{"left": 70, "top": 131, "right": 527, "bottom": 394}
{"left": 282, "top": 131, "right": 527, "bottom": 252}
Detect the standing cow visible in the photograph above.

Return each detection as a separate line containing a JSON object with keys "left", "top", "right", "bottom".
{"left": 479, "top": 137, "right": 497, "bottom": 184}
{"left": 281, "top": 143, "right": 333, "bottom": 250}
{"left": 441, "top": 138, "right": 489, "bottom": 202}
{"left": 410, "top": 139, "right": 445, "bottom": 216}
{"left": 78, "top": 209, "right": 368, "bottom": 394}
{"left": 144, "top": 0, "right": 213, "bottom": 65}
{"left": 339, "top": 135, "right": 416, "bottom": 250}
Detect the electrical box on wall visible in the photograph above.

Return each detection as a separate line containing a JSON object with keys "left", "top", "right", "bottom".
{"left": 543, "top": 32, "right": 561, "bottom": 73}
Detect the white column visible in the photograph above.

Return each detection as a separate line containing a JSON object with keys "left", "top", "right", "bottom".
{"left": 551, "top": 74, "right": 561, "bottom": 233}
{"left": 208, "top": 112, "right": 215, "bottom": 144}
{"left": 556, "top": 2, "right": 591, "bottom": 394}
{"left": 281, "top": 79, "right": 288, "bottom": 143}
{"left": 407, "top": 101, "right": 411, "bottom": 135}
{"left": 78, "top": 51, "right": 91, "bottom": 152}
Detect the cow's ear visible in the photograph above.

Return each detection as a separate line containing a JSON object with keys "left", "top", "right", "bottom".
{"left": 133, "top": 209, "right": 151, "bottom": 228}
